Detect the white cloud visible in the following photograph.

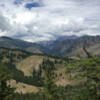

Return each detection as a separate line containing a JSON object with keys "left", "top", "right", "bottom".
{"left": 0, "top": 0, "right": 100, "bottom": 42}
{"left": 15, "top": 12, "right": 37, "bottom": 24}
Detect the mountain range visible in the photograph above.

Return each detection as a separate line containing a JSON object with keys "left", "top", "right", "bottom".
{"left": 37, "top": 35, "right": 100, "bottom": 57}
{"left": 0, "top": 35, "right": 100, "bottom": 57}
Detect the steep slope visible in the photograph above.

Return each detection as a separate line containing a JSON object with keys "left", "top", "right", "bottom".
{"left": 39, "top": 35, "right": 100, "bottom": 57}
{"left": 16, "top": 55, "right": 64, "bottom": 76}
{"left": 0, "top": 48, "right": 41, "bottom": 94}
{"left": 16, "top": 55, "right": 46, "bottom": 76}
{"left": 0, "top": 36, "right": 42, "bottom": 54}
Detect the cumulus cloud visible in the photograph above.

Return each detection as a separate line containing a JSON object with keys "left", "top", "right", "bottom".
{"left": 0, "top": 14, "right": 10, "bottom": 31}
{"left": 0, "top": 0, "right": 100, "bottom": 42}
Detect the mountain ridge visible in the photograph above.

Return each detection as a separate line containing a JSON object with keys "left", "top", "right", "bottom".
{"left": 0, "top": 35, "right": 100, "bottom": 57}
{"left": 0, "top": 36, "right": 42, "bottom": 54}
{"left": 37, "top": 35, "right": 100, "bottom": 57}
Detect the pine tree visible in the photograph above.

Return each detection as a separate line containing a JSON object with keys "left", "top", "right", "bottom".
{"left": 41, "top": 59, "right": 62, "bottom": 100}
{"left": 0, "top": 63, "right": 14, "bottom": 100}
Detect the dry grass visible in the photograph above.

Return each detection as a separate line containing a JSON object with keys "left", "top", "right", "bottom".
{"left": 8, "top": 80, "right": 39, "bottom": 94}
{"left": 54, "top": 64, "right": 71, "bottom": 86}
{"left": 16, "top": 55, "right": 55, "bottom": 76}
{"left": 16, "top": 55, "right": 45, "bottom": 76}
{"left": 54, "top": 64, "right": 87, "bottom": 86}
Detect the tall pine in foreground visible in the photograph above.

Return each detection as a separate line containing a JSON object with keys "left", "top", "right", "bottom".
{"left": 41, "top": 59, "right": 62, "bottom": 100}
{"left": 0, "top": 63, "right": 14, "bottom": 100}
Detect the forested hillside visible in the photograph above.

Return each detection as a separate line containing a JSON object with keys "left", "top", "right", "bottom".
{"left": 0, "top": 48, "right": 100, "bottom": 100}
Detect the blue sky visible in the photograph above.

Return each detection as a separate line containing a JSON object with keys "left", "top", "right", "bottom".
{"left": 25, "top": 3, "right": 40, "bottom": 9}
{"left": 0, "top": 0, "right": 100, "bottom": 42}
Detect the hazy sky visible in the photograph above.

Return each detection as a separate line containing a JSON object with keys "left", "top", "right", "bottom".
{"left": 0, "top": 0, "right": 100, "bottom": 42}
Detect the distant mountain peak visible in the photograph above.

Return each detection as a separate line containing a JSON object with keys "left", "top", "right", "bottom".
{"left": 56, "top": 35, "right": 78, "bottom": 42}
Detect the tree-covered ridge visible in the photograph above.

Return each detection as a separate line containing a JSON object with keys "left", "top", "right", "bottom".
{"left": 0, "top": 47, "right": 33, "bottom": 64}
{"left": 0, "top": 47, "right": 100, "bottom": 100}
{"left": 11, "top": 57, "right": 100, "bottom": 100}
